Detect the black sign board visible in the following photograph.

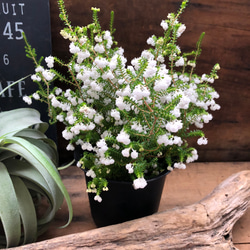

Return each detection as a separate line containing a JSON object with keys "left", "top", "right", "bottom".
{"left": 0, "top": 0, "right": 56, "bottom": 141}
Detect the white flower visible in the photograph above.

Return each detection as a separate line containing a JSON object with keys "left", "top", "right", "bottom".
{"left": 141, "top": 50, "right": 154, "bottom": 60}
{"left": 100, "top": 157, "right": 115, "bottom": 165}
{"left": 45, "top": 56, "right": 54, "bottom": 68}
{"left": 76, "top": 161, "right": 82, "bottom": 168}
{"left": 102, "top": 70, "right": 114, "bottom": 80}
{"left": 186, "top": 149, "right": 198, "bottom": 163}
{"left": 154, "top": 75, "right": 172, "bottom": 91}
{"left": 79, "top": 36, "right": 87, "bottom": 45}
{"left": 157, "top": 134, "right": 169, "bottom": 146}
{"left": 174, "top": 162, "right": 186, "bottom": 169}
{"left": 110, "top": 55, "right": 118, "bottom": 70}
{"left": 42, "top": 70, "right": 55, "bottom": 81}
{"left": 94, "top": 57, "right": 109, "bottom": 68}
{"left": 110, "top": 109, "right": 121, "bottom": 121}
{"left": 171, "top": 107, "right": 181, "bottom": 118}
{"left": 131, "top": 121, "right": 144, "bottom": 133}
{"left": 79, "top": 106, "right": 96, "bottom": 119}
{"left": 77, "top": 50, "right": 90, "bottom": 63}
{"left": 131, "top": 149, "right": 138, "bottom": 159}
{"left": 95, "top": 35, "right": 102, "bottom": 43}
{"left": 132, "top": 85, "right": 150, "bottom": 100}
{"left": 201, "top": 74, "right": 208, "bottom": 82}
{"left": 125, "top": 163, "right": 134, "bottom": 174}
{"left": 160, "top": 20, "right": 168, "bottom": 30}
{"left": 81, "top": 142, "right": 93, "bottom": 151}
{"left": 116, "top": 130, "right": 131, "bottom": 145}
{"left": 96, "top": 139, "right": 108, "bottom": 154}
{"left": 143, "top": 60, "right": 157, "bottom": 78}
{"left": 86, "top": 169, "right": 96, "bottom": 178}
{"left": 90, "top": 81, "right": 103, "bottom": 92}
{"left": 56, "top": 114, "right": 64, "bottom": 122}
{"left": 210, "top": 104, "right": 221, "bottom": 111}
{"left": 131, "top": 58, "right": 140, "bottom": 70}
{"left": 94, "top": 44, "right": 105, "bottom": 53}
{"left": 167, "top": 166, "right": 174, "bottom": 171}
{"left": 157, "top": 55, "right": 165, "bottom": 63}
{"left": 116, "top": 96, "right": 129, "bottom": 110}
{"left": 173, "top": 136, "right": 183, "bottom": 146}
{"left": 103, "top": 31, "right": 113, "bottom": 48}
{"left": 62, "top": 129, "right": 74, "bottom": 140}
{"left": 23, "top": 95, "right": 32, "bottom": 105}
{"left": 122, "top": 148, "right": 130, "bottom": 157}
{"left": 177, "top": 24, "right": 186, "bottom": 37}
{"left": 35, "top": 66, "right": 44, "bottom": 73}
{"left": 147, "top": 36, "right": 155, "bottom": 46}
{"left": 165, "top": 120, "right": 183, "bottom": 133}
{"left": 175, "top": 57, "right": 185, "bottom": 67}
{"left": 66, "top": 144, "right": 75, "bottom": 151}
{"left": 94, "top": 195, "right": 102, "bottom": 202}
{"left": 133, "top": 177, "right": 147, "bottom": 189}
{"left": 51, "top": 96, "right": 61, "bottom": 108}
{"left": 120, "top": 85, "right": 131, "bottom": 97}
{"left": 197, "top": 137, "right": 208, "bottom": 145}
{"left": 55, "top": 88, "right": 62, "bottom": 95}
{"left": 32, "top": 93, "right": 40, "bottom": 100}
{"left": 211, "top": 91, "right": 220, "bottom": 99}
{"left": 94, "top": 114, "right": 104, "bottom": 124}
{"left": 31, "top": 74, "right": 41, "bottom": 82}
{"left": 178, "top": 95, "right": 190, "bottom": 109}
{"left": 69, "top": 42, "right": 81, "bottom": 54}
{"left": 202, "top": 114, "right": 213, "bottom": 123}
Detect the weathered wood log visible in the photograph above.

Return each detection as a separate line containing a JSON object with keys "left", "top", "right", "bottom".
{"left": 15, "top": 171, "right": 249, "bottom": 250}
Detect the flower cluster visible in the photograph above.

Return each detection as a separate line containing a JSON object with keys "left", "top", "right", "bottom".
{"left": 23, "top": 0, "right": 220, "bottom": 201}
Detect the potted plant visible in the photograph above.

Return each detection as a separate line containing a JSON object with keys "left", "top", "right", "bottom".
{"left": 23, "top": 0, "right": 220, "bottom": 227}
{"left": 0, "top": 81, "right": 73, "bottom": 247}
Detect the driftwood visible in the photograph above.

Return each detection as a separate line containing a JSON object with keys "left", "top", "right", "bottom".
{"left": 15, "top": 171, "right": 249, "bottom": 250}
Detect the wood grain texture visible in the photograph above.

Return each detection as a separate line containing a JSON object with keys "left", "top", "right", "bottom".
{"left": 47, "top": 0, "right": 250, "bottom": 162}
{"left": 12, "top": 167, "right": 250, "bottom": 249}
{"left": 31, "top": 163, "right": 250, "bottom": 249}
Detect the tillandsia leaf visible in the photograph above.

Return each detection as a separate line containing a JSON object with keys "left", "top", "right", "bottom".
{"left": 14, "top": 128, "right": 59, "bottom": 163}
{"left": 0, "top": 162, "right": 21, "bottom": 248}
{"left": 1, "top": 137, "right": 73, "bottom": 227}
{"left": 0, "top": 108, "right": 48, "bottom": 138}
{"left": 5, "top": 159, "right": 52, "bottom": 203}
{"left": 23, "top": 178, "right": 58, "bottom": 225}
{"left": 0, "top": 75, "right": 30, "bottom": 97}
{"left": 11, "top": 176, "right": 37, "bottom": 245}
{"left": 14, "top": 128, "right": 48, "bottom": 140}
{"left": 6, "top": 158, "right": 60, "bottom": 231}
{"left": 3, "top": 155, "right": 58, "bottom": 226}
{"left": 0, "top": 150, "right": 16, "bottom": 161}
{"left": 18, "top": 137, "right": 59, "bottom": 166}
{"left": 58, "top": 158, "right": 75, "bottom": 170}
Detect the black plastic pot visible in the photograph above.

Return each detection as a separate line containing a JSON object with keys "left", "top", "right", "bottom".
{"left": 85, "top": 171, "right": 169, "bottom": 227}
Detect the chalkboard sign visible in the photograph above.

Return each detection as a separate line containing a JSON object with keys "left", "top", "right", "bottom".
{"left": 0, "top": 0, "right": 56, "bottom": 141}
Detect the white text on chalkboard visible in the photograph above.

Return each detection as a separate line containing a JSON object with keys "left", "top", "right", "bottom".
{"left": 0, "top": 80, "right": 26, "bottom": 97}
{"left": 0, "top": 3, "right": 25, "bottom": 15}
{"left": 3, "top": 22, "right": 24, "bottom": 40}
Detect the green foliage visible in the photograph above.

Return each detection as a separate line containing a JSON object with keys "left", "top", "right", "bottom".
{"left": 0, "top": 108, "right": 73, "bottom": 248}
{"left": 23, "top": 0, "right": 220, "bottom": 200}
